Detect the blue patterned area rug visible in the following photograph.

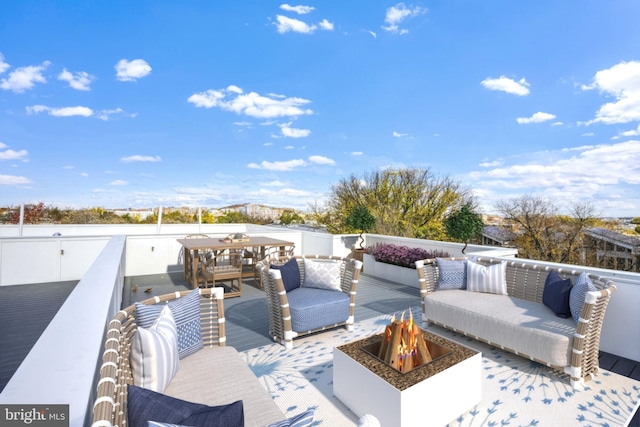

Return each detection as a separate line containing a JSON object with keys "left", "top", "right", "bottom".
{"left": 240, "top": 307, "right": 640, "bottom": 427}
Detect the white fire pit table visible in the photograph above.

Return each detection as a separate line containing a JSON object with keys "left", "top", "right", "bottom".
{"left": 333, "top": 330, "right": 481, "bottom": 427}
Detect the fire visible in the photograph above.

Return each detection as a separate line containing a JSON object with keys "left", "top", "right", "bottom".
{"left": 378, "top": 310, "right": 431, "bottom": 373}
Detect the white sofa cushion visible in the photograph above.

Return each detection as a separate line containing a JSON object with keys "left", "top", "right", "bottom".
{"left": 424, "top": 290, "right": 576, "bottom": 367}
{"left": 164, "top": 346, "right": 284, "bottom": 427}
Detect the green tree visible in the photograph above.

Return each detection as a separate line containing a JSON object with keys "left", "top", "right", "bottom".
{"left": 345, "top": 206, "right": 376, "bottom": 249}
{"left": 215, "top": 211, "right": 247, "bottom": 224}
{"left": 280, "top": 209, "right": 304, "bottom": 225}
{"left": 444, "top": 203, "right": 484, "bottom": 253}
{"left": 311, "top": 167, "right": 471, "bottom": 239}
{"left": 495, "top": 195, "right": 598, "bottom": 264}
{"left": 201, "top": 210, "right": 217, "bottom": 224}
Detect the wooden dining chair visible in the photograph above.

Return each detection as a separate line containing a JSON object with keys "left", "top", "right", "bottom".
{"left": 181, "top": 234, "right": 210, "bottom": 282}
{"left": 200, "top": 250, "right": 244, "bottom": 296}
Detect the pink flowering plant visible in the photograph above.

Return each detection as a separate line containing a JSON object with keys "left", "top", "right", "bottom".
{"left": 366, "top": 243, "right": 450, "bottom": 269}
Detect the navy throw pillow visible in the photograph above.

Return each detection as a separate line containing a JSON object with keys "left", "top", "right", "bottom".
{"left": 127, "top": 385, "right": 244, "bottom": 427}
{"left": 270, "top": 258, "right": 301, "bottom": 292}
{"left": 542, "top": 270, "right": 573, "bottom": 318}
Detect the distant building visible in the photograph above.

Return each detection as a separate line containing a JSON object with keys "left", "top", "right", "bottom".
{"left": 583, "top": 228, "right": 640, "bottom": 272}
{"left": 481, "top": 225, "right": 517, "bottom": 248}
{"left": 239, "top": 203, "right": 279, "bottom": 219}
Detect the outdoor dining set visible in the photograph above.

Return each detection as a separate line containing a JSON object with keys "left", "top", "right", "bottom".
{"left": 176, "top": 233, "right": 295, "bottom": 297}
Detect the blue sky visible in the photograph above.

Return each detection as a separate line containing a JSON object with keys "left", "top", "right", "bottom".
{"left": 1, "top": 1, "right": 640, "bottom": 217}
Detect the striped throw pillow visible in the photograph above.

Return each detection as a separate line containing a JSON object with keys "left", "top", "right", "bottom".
{"left": 569, "top": 272, "right": 597, "bottom": 322}
{"left": 466, "top": 260, "right": 508, "bottom": 295}
{"left": 131, "top": 306, "right": 180, "bottom": 392}
{"left": 136, "top": 289, "right": 203, "bottom": 359}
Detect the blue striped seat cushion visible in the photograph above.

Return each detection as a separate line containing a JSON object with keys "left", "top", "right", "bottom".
{"left": 286, "top": 287, "right": 350, "bottom": 332}
{"left": 136, "top": 289, "right": 203, "bottom": 359}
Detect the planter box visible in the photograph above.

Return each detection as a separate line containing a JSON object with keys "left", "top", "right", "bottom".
{"left": 363, "top": 254, "right": 419, "bottom": 288}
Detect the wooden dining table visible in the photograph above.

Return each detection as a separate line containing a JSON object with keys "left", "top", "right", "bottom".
{"left": 176, "top": 236, "right": 295, "bottom": 293}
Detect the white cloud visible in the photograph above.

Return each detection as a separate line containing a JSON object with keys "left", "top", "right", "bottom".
{"left": 582, "top": 132, "right": 595, "bottom": 137}
{"left": 479, "top": 160, "right": 503, "bottom": 168}
{"left": 0, "top": 61, "right": 50, "bottom": 93}
{"left": 277, "top": 188, "right": 311, "bottom": 197}
{"left": 0, "top": 52, "right": 9, "bottom": 73}
{"left": 115, "top": 59, "right": 151, "bottom": 82}
{"left": 319, "top": 19, "right": 334, "bottom": 31}
{"left": 248, "top": 159, "right": 307, "bottom": 171}
{"left": 96, "top": 108, "right": 136, "bottom": 121}
{"left": 0, "top": 148, "right": 28, "bottom": 161}
{"left": 109, "top": 180, "right": 129, "bottom": 186}
{"left": 552, "top": 122, "right": 564, "bottom": 126}
{"left": 58, "top": 68, "right": 94, "bottom": 91}
{"left": 619, "top": 124, "right": 640, "bottom": 137}
{"left": 51, "top": 106, "right": 94, "bottom": 117}
{"left": 468, "top": 140, "right": 640, "bottom": 211}
{"left": 367, "top": 31, "right": 377, "bottom": 38}
{"left": 392, "top": 131, "right": 409, "bottom": 138}
{"left": 582, "top": 60, "right": 640, "bottom": 125}
{"left": 233, "top": 121, "right": 252, "bottom": 127}
{"left": 275, "top": 15, "right": 317, "bottom": 34}
{"left": 516, "top": 112, "right": 556, "bottom": 124}
{"left": 80, "top": 172, "right": 88, "bottom": 177}
{"left": 121, "top": 155, "right": 162, "bottom": 163}
{"left": 279, "top": 4, "right": 315, "bottom": 14}
{"left": 26, "top": 105, "right": 93, "bottom": 117}
{"left": 265, "top": 180, "right": 287, "bottom": 186}
{"left": 188, "top": 86, "right": 313, "bottom": 119}
{"left": 309, "top": 155, "right": 335, "bottom": 165}
{"left": 481, "top": 76, "right": 530, "bottom": 96}
{"left": 0, "top": 174, "right": 32, "bottom": 185}
{"left": 351, "top": 151, "right": 363, "bottom": 156}
{"left": 382, "top": 3, "right": 427, "bottom": 34}
{"left": 279, "top": 123, "right": 311, "bottom": 138}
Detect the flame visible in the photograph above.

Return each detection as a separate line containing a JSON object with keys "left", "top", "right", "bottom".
{"left": 389, "top": 309, "right": 418, "bottom": 371}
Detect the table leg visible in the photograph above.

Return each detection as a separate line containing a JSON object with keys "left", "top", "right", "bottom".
{"left": 183, "top": 248, "right": 191, "bottom": 281}
{"left": 191, "top": 249, "right": 199, "bottom": 289}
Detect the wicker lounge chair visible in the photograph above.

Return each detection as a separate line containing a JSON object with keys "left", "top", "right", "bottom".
{"left": 92, "top": 287, "right": 286, "bottom": 427}
{"left": 256, "top": 255, "right": 363, "bottom": 349}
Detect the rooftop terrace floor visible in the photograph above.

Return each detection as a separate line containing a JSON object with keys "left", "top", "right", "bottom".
{"left": 1, "top": 272, "right": 638, "bottom": 425}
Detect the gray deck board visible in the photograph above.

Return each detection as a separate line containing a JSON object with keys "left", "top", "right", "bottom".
{"left": 0, "top": 280, "right": 78, "bottom": 393}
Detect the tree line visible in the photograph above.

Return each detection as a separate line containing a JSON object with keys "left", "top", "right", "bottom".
{"left": 3, "top": 167, "right": 637, "bottom": 269}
